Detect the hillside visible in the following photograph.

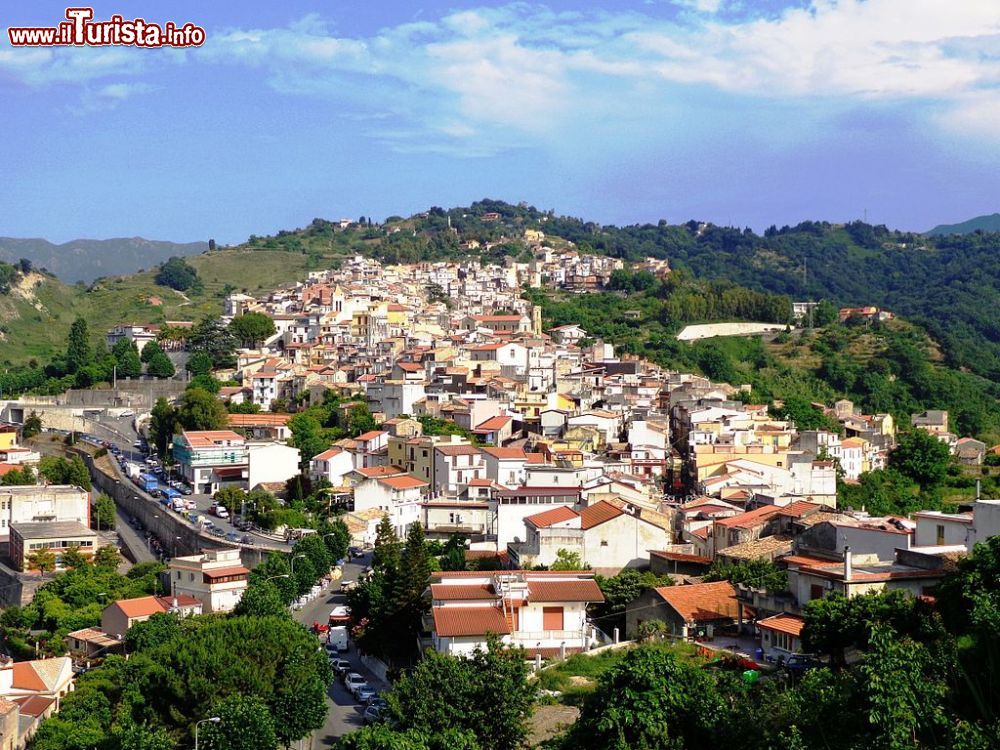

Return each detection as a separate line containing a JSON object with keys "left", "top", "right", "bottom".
{"left": 926, "top": 213, "right": 1000, "bottom": 236}
{"left": 0, "top": 236, "right": 208, "bottom": 284}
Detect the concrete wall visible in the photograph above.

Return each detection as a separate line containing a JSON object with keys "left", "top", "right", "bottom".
{"left": 77, "top": 450, "right": 278, "bottom": 570}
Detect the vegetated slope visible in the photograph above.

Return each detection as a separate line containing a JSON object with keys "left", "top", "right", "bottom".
{"left": 926, "top": 213, "right": 1000, "bottom": 236}
{"left": 0, "top": 246, "right": 314, "bottom": 366}
{"left": 0, "top": 237, "right": 208, "bottom": 284}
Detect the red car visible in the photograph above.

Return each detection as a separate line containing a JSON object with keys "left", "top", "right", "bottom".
{"left": 312, "top": 621, "right": 330, "bottom": 634}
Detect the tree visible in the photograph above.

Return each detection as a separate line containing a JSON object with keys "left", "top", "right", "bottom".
{"left": 373, "top": 516, "right": 401, "bottom": 574}
{"left": 155, "top": 256, "right": 200, "bottom": 291}
{"left": 569, "top": 644, "right": 723, "bottom": 750}
{"left": 389, "top": 523, "right": 432, "bottom": 637}
{"left": 22, "top": 411, "right": 42, "bottom": 439}
{"left": 124, "top": 612, "right": 182, "bottom": 651}
{"left": 146, "top": 351, "right": 175, "bottom": 379}
{"left": 550, "top": 548, "right": 584, "bottom": 571}
{"left": 93, "top": 494, "right": 116, "bottom": 530}
{"left": 186, "top": 351, "right": 214, "bottom": 376}
{"left": 1, "top": 465, "right": 36, "bottom": 485}
{"left": 889, "top": 429, "right": 952, "bottom": 489}
{"left": 149, "top": 397, "right": 178, "bottom": 456}
{"left": 112, "top": 338, "right": 143, "bottom": 379}
{"left": 66, "top": 317, "right": 92, "bottom": 373}
{"left": 199, "top": 695, "right": 278, "bottom": 750}
{"left": 705, "top": 558, "right": 787, "bottom": 592}
{"left": 27, "top": 547, "right": 57, "bottom": 573}
{"left": 60, "top": 545, "right": 88, "bottom": 570}
{"left": 94, "top": 544, "right": 121, "bottom": 570}
{"left": 177, "top": 387, "right": 228, "bottom": 431}
{"left": 318, "top": 518, "right": 351, "bottom": 562}
{"left": 388, "top": 641, "right": 535, "bottom": 750}
{"left": 229, "top": 312, "right": 276, "bottom": 349}
{"left": 233, "top": 581, "right": 288, "bottom": 618}
{"left": 140, "top": 340, "right": 165, "bottom": 364}
{"left": 189, "top": 317, "right": 238, "bottom": 369}
{"left": 39, "top": 455, "right": 91, "bottom": 490}
{"left": 189, "top": 373, "right": 221, "bottom": 394}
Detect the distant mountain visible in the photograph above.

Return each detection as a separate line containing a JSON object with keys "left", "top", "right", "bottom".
{"left": 0, "top": 237, "right": 209, "bottom": 284}
{"left": 926, "top": 213, "right": 1000, "bottom": 236}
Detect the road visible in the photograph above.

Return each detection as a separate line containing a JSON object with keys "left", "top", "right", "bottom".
{"left": 293, "top": 553, "right": 388, "bottom": 747}
{"left": 83, "top": 414, "right": 292, "bottom": 552}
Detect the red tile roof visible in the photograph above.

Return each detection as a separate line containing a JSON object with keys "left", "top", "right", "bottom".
{"left": 356, "top": 430, "right": 387, "bottom": 442}
{"left": 9, "top": 662, "right": 46, "bottom": 691}
{"left": 481, "top": 447, "right": 527, "bottom": 459}
{"left": 757, "top": 613, "right": 805, "bottom": 637}
{"left": 527, "top": 579, "right": 604, "bottom": 603}
{"left": 430, "top": 584, "right": 496, "bottom": 601}
{"left": 113, "top": 596, "right": 168, "bottom": 619}
{"left": 524, "top": 506, "right": 579, "bottom": 529}
{"left": 653, "top": 581, "right": 739, "bottom": 623}
{"left": 475, "top": 416, "right": 513, "bottom": 432}
{"left": 379, "top": 475, "right": 429, "bottom": 491}
{"left": 432, "top": 606, "right": 511, "bottom": 637}
{"left": 202, "top": 566, "right": 250, "bottom": 579}
{"left": 649, "top": 550, "right": 713, "bottom": 565}
{"left": 579, "top": 501, "right": 623, "bottom": 530}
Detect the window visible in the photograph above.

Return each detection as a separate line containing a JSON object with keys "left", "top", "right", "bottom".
{"left": 936, "top": 524, "right": 945, "bottom": 546}
{"left": 542, "top": 606, "right": 564, "bottom": 631}
{"left": 810, "top": 584, "right": 824, "bottom": 601}
{"left": 600, "top": 540, "right": 608, "bottom": 547}
{"left": 176, "top": 571, "right": 182, "bottom": 580}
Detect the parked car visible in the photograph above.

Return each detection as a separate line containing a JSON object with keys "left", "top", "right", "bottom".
{"left": 181, "top": 486, "right": 193, "bottom": 495}
{"left": 241, "top": 534, "right": 254, "bottom": 546}
{"left": 363, "top": 705, "right": 384, "bottom": 725}
{"left": 356, "top": 685, "right": 377, "bottom": 704}
{"left": 344, "top": 672, "right": 366, "bottom": 695}
{"left": 340, "top": 580, "right": 356, "bottom": 593}
{"left": 211, "top": 505, "right": 230, "bottom": 519}
{"left": 331, "top": 659, "right": 351, "bottom": 677}
{"left": 368, "top": 697, "right": 388, "bottom": 711}
{"left": 225, "top": 532, "right": 241, "bottom": 543}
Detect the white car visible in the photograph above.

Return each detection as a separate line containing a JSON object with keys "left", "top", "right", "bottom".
{"left": 344, "top": 673, "right": 367, "bottom": 697}
{"left": 214, "top": 506, "right": 230, "bottom": 519}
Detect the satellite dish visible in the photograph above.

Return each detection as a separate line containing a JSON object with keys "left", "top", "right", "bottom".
{"left": 513, "top": 536, "right": 521, "bottom": 544}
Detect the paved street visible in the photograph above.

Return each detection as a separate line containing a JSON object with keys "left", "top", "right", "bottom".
{"left": 292, "top": 554, "right": 388, "bottom": 747}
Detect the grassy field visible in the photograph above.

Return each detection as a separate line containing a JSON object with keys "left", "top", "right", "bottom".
{"left": 0, "top": 245, "right": 334, "bottom": 366}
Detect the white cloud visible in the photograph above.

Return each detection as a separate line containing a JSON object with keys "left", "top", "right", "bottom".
{"left": 193, "top": 1, "right": 1000, "bottom": 153}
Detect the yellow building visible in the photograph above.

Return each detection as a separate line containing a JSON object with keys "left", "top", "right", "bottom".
{"left": 0, "top": 425, "right": 17, "bottom": 451}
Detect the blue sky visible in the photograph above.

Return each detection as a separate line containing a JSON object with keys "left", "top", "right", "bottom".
{"left": 1, "top": 0, "right": 998, "bottom": 243}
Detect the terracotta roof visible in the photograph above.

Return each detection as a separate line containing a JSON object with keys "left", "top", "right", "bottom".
{"left": 227, "top": 413, "right": 290, "bottom": 427}
{"left": 474, "top": 416, "right": 513, "bottom": 432}
{"left": 13, "top": 695, "right": 55, "bottom": 717}
{"left": 436, "top": 445, "right": 481, "bottom": 457}
{"left": 379, "top": 475, "right": 428, "bottom": 491}
{"left": 355, "top": 466, "right": 405, "bottom": 478}
{"left": 527, "top": 579, "right": 604, "bottom": 603}
{"left": 432, "top": 606, "right": 511, "bottom": 637}
{"left": 9, "top": 662, "right": 46, "bottom": 691}
{"left": 757, "top": 613, "right": 805, "bottom": 637}
{"left": 313, "top": 448, "right": 344, "bottom": 461}
{"left": 579, "top": 501, "right": 624, "bottom": 529}
{"left": 481, "top": 447, "right": 527, "bottom": 459}
{"left": 430, "top": 584, "right": 496, "bottom": 601}
{"left": 653, "top": 581, "right": 739, "bottom": 623}
{"left": 202, "top": 566, "right": 250, "bottom": 579}
{"left": 182, "top": 430, "right": 245, "bottom": 448}
{"left": 649, "top": 550, "right": 713, "bottom": 565}
{"left": 113, "top": 596, "right": 168, "bottom": 619}
{"left": 524, "top": 506, "right": 579, "bottom": 529}
{"left": 357, "top": 430, "right": 387, "bottom": 442}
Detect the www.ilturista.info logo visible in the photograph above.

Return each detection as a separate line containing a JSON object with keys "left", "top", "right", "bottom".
{"left": 8, "top": 7, "right": 205, "bottom": 48}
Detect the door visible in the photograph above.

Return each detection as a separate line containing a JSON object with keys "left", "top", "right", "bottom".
{"left": 542, "top": 606, "right": 564, "bottom": 631}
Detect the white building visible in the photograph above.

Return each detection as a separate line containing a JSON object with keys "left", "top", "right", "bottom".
{"left": 429, "top": 570, "right": 604, "bottom": 657}
{"left": 433, "top": 445, "right": 485, "bottom": 497}
{"left": 247, "top": 442, "right": 301, "bottom": 488}
{"left": 167, "top": 548, "right": 250, "bottom": 613}
{"left": 0, "top": 485, "right": 90, "bottom": 542}
{"left": 309, "top": 447, "right": 354, "bottom": 486}
{"left": 353, "top": 474, "right": 429, "bottom": 538}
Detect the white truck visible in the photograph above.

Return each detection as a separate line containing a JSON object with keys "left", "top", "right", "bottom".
{"left": 327, "top": 625, "right": 349, "bottom": 651}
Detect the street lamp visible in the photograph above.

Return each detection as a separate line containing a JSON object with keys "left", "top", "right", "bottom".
{"left": 263, "top": 573, "right": 291, "bottom": 584}
{"left": 174, "top": 535, "right": 182, "bottom": 558}
{"left": 194, "top": 716, "right": 221, "bottom": 750}
{"left": 289, "top": 553, "right": 306, "bottom": 576}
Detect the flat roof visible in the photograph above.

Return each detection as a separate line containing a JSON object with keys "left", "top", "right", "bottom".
{"left": 10, "top": 520, "right": 95, "bottom": 538}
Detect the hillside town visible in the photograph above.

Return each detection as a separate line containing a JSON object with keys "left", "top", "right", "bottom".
{"left": 0, "top": 241, "right": 994, "bottom": 748}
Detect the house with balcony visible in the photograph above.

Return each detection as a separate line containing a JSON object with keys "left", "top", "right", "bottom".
{"left": 428, "top": 570, "right": 604, "bottom": 657}
{"left": 99, "top": 594, "right": 202, "bottom": 638}
{"left": 309, "top": 447, "right": 355, "bottom": 486}
{"left": 433, "top": 444, "right": 485, "bottom": 497}
{"left": 173, "top": 431, "right": 249, "bottom": 495}
{"left": 353, "top": 474, "right": 429, "bottom": 538}
{"left": 167, "top": 548, "right": 249, "bottom": 613}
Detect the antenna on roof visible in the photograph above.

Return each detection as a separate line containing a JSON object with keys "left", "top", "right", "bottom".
{"left": 976, "top": 479, "right": 981, "bottom": 501}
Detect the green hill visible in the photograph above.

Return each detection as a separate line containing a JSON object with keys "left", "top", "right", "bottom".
{"left": 926, "top": 213, "right": 1000, "bottom": 236}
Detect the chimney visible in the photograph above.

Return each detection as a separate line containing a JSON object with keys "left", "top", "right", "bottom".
{"left": 843, "top": 545, "right": 852, "bottom": 582}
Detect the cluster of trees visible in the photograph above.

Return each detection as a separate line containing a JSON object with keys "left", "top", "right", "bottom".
{"left": 287, "top": 392, "right": 378, "bottom": 469}
{"left": 3, "top": 454, "right": 95, "bottom": 489}
{"left": 154, "top": 256, "right": 200, "bottom": 292}
{"left": 0, "top": 558, "right": 152, "bottom": 659}
{"left": 30, "top": 614, "right": 330, "bottom": 750}
{"left": 590, "top": 568, "right": 675, "bottom": 636}
{"left": 148, "top": 384, "right": 229, "bottom": 455}
{"left": 347, "top": 518, "right": 433, "bottom": 665}
{"left": 337, "top": 639, "right": 536, "bottom": 750}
